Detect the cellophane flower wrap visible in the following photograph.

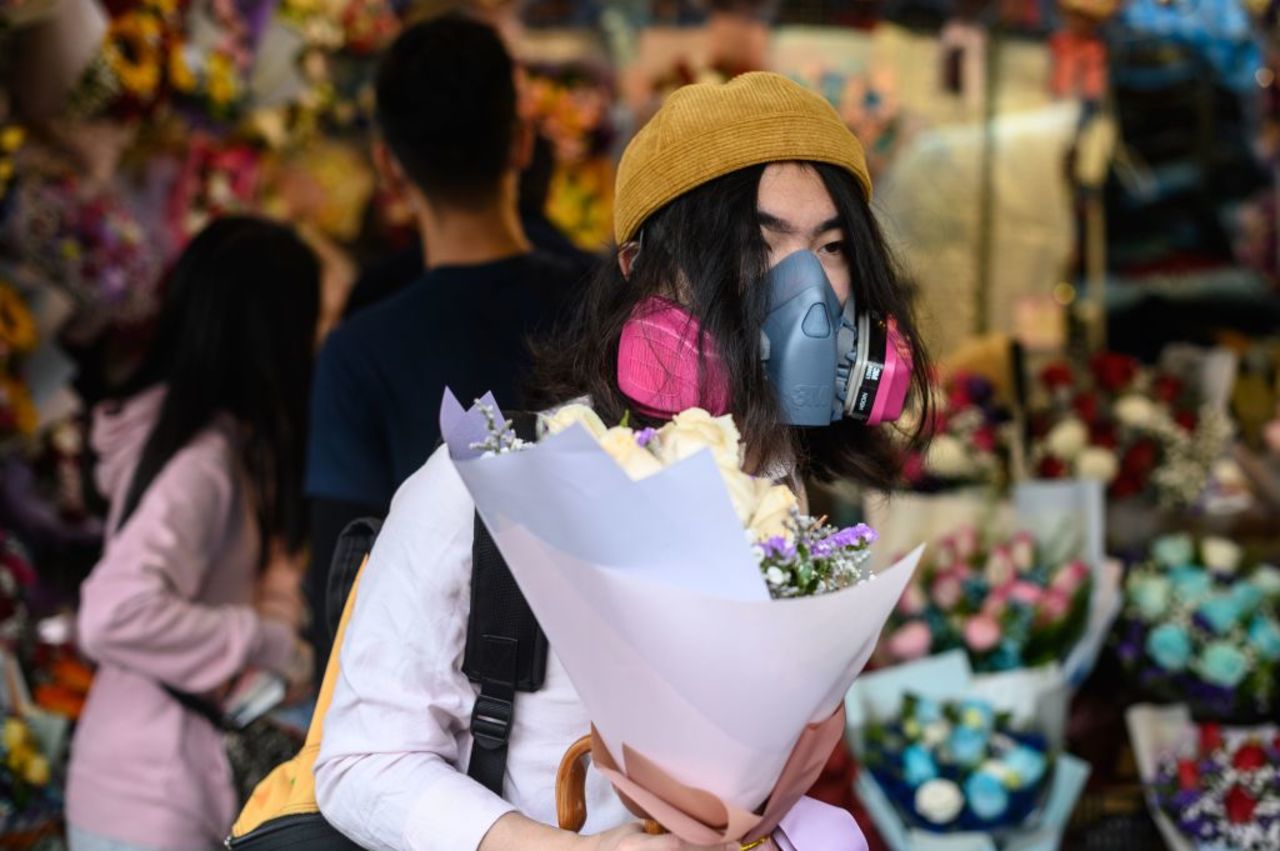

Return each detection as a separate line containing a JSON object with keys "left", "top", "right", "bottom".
{"left": 1128, "top": 703, "right": 1279, "bottom": 851}
{"left": 879, "top": 526, "right": 1093, "bottom": 674}
{"left": 861, "top": 693, "right": 1055, "bottom": 834}
{"left": 871, "top": 480, "right": 1120, "bottom": 690}
{"left": 441, "top": 393, "right": 924, "bottom": 848}
{"left": 848, "top": 652, "right": 1091, "bottom": 851}
{"left": 1114, "top": 535, "right": 1280, "bottom": 722}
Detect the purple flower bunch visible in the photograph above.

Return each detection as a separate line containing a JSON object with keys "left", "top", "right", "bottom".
{"left": 756, "top": 520, "right": 878, "bottom": 599}
{"left": 1, "top": 175, "right": 162, "bottom": 327}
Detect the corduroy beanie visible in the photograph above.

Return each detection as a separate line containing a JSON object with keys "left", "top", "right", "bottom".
{"left": 613, "top": 71, "right": 872, "bottom": 245}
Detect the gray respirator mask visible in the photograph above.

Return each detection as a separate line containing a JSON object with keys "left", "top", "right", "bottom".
{"left": 761, "top": 251, "right": 912, "bottom": 427}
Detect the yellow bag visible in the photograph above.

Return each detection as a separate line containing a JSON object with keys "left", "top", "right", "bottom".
{"left": 231, "top": 497, "right": 547, "bottom": 849}
{"left": 227, "top": 556, "right": 367, "bottom": 849}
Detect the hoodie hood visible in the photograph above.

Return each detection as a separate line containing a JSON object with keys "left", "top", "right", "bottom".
{"left": 92, "top": 386, "right": 166, "bottom": 504}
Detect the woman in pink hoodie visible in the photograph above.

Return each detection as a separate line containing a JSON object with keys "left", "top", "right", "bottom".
{"left": 67, "top": 217, "right": 320, "bottom": 851}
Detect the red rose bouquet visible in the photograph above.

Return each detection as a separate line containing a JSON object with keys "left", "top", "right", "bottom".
{"left": 1028, "top": 352, "right": 1231, "bottom": 508}
{"left": 1131, "top": 703, "right": 1280, "bottom": 851}
{"left": 900, "top": 372, "right": 1013, "bottom": 492}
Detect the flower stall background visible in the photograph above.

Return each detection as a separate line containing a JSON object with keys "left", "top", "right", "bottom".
{"left": 2, "top": 0, "right": 1280, "bottom": 848}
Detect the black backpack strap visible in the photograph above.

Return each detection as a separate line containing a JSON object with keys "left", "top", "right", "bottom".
{"left": 462, "top": 412, "right": 548, "bottom": 796}
{"left": 165, "top": 683, "right": 231, "bottom": 731}
{"left": 325, "top": 517, "right": 383, "bottom": 646}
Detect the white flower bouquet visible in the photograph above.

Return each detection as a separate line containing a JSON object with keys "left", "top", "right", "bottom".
{"left": 442, "top": 393, "right": 924, "bottom": 848}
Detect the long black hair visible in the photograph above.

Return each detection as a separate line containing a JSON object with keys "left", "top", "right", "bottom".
{"left": 111, "top": 216, "right": 320, "bottom": 558}
{"left": 531, "top": 161, "right": 932, "bottom": 488}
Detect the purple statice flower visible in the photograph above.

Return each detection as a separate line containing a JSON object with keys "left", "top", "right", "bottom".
{"left": 812, "top": 523, "right": 879, "bottom": 557}
{"left": 760, "top": 536, "right": 797, "bottom": 561}
{"left": 849, "top": 523, "right": 879, "bottom": 544}
{"left": 634, "top": 428, "right": 657, "bottom": 448}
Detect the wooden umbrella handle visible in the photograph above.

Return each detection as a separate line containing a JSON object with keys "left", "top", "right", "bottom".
{"left": 556, "top": 735, "right": 664, "bottom": 836}
{"left": 556, "top": 735, "right": 594, "bottom": 833}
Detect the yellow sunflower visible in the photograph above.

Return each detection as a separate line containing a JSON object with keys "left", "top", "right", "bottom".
{"left": 0, "top": 376, "right": 37, "bottom": 436}
{"left": 105, "top": 12, "right": 165, "bottom": 100}
{"left": 0, "top": 283, "right": 37, "bottom": 354}
{"left": 168, "top": 41, "right": 197, "bottom": 93}
{"left": 0, "top": 126, "right": 24, "bottom": 153}
{"left": 206, "top": 52, "right": 240, "bottom": 106}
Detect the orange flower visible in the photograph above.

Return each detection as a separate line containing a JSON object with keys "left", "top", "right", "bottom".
{"left": 52, "top": 657, "right": 95, "bottom": 693}
{"left": 34, "top": 683, "right": 87, "bottom": 720}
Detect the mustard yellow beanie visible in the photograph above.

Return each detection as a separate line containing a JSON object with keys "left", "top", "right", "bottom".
{"left": 613, "top": 71, "right": 872, "bottom": 245}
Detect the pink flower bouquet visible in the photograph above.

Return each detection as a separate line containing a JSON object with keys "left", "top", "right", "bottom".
{"left": 880, "top": 526, "right": 1093, "bottom": 675}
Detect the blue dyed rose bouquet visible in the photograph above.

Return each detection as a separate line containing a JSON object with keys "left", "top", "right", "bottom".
{"left": 861, "top": 694, "right": 1055, "bottom": 834}
{"left": 850, "top": 651, "right": 1091, "bottom": 851}
{"left": 1115, "top": 534, "right": 1280, "bottom": 721}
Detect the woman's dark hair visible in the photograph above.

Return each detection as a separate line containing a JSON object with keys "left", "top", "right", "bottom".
{"left": 112, "top": 216, "right": 320, "bottom": 558}
{"left": 531, "top": 161, "right": 932, "bottom": 488}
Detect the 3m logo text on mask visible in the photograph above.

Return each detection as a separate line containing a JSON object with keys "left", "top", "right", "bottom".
{"left": 791, "top": 385, "right": 832, "bottom": 411}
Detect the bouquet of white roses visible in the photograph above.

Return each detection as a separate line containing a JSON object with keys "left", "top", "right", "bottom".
{"left": 537, "top": 403, "right": 880, "bottom": 598}
{"left": 443, "top": 393, "right": 924, "bottom": 849}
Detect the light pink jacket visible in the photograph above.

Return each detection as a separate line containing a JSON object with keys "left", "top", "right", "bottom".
{"left": 66, "top": 387, "right": 297, "bottom": 851}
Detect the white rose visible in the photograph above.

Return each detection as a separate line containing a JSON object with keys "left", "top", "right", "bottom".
{"left": 915, "top": 778, "right": 964, "bottom": 825}
{"left": 1046, "top": 418, "right": 1089, "bottom": 460}
{"left": 718, "top": 462, "right": 765, "bottom": 527}
{"left": 1115, "top": 395, "right": 1157, "bottom": 429}
{"left": 1250, "top": 564, "right": 1280, "bottom": 596}
{"left": 1201, "top": 537, "right": 1243, "bottom": 574}
{"left": 922, "top": 721, "right": 950, "bottom": 749}
{"left": 655, "top": 408, "right": 741, "bottom": 468}
{"left": 985, "top": 546, "right": 1016, "bottom": 585}
{"left": 1075, "top": 446, "right": 1119, "bottom": 483}
{"left": 1009, "top": 533, "right": 1036, "bottom": 572}
{"left": 541, "top": 403, "right": 608, "bottom": 440}
{"left": 749, "top": 484, "right": 798, "bottom": 542}
{"left": 1211, "top": 458, "right": 1247, "bottom": 489}
{"left": 765, "top": 566, "right": 788, "bottom": 587}
{"left": 979, "top": 759, "right": 1017, "bottom": 788}
{"left": 924, "top": 434, "right": 974, "bottom": 479}
{"left": 597, "top": 427, "right": 664, "bottom": 480}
